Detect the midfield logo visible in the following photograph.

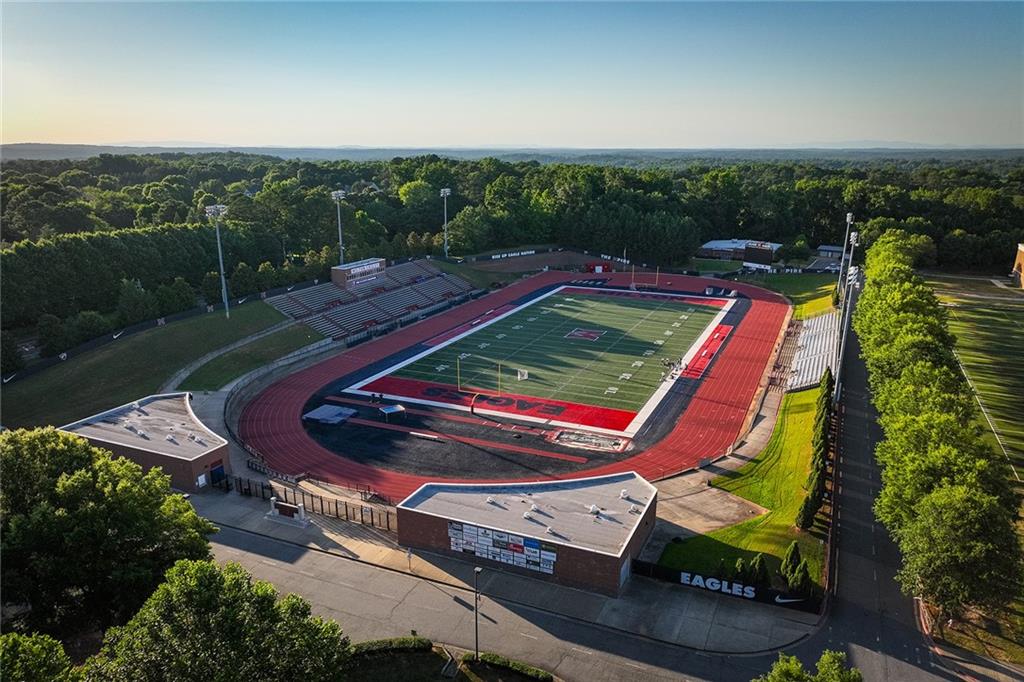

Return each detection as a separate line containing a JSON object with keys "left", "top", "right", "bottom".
{"left": 565, "top": 328, "right": 606, "bottom": 341}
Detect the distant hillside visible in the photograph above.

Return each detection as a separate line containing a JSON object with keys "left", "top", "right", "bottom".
{"left": 3, "top": 143, "right": 1022, "bottom": 165}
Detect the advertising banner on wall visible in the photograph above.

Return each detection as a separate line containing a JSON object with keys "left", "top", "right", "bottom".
{"left": 448, "top": 521, "right": 557, "bottom": 574}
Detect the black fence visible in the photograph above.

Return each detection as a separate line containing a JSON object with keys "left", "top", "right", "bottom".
{"left": 244, "top": 456, "right": 395, "bottom": 506}
{"left": 632, "top": 559, "right": 821, "bottom": 614}
{"left": 215, "top": 474, "right": 397, "bottom": 533}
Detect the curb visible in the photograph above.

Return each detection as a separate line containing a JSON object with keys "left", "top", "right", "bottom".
{"left": 208, "top": 518, "right": 817, "bottom": 658}
{"left": 913, "top": 599, "right": 1024, "bottom": 682}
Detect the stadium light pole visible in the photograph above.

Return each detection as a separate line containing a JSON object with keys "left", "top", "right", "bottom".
{"left": 834, "top": 230, "right": 859, "bottom": 403}
{"left": 473, "top": 566, "right": 483, "bottom": 661}
{"left": 838, "top": 212, "right": 854, "bottom": 299}
{"left": 440, "top": 188, "right": 452, "bottom": 259}
{"left": 331, "top": 190, "right": 347, "bottom": 266}
{"left": 205, "top": 204, "right": 231, "bottom": 319}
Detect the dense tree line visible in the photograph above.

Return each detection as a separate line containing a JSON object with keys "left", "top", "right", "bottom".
{"left": 853, "top": 230, "right": 1022, "bottom": 618}
{"left": 0, "top": 429, "right": 217, "bottom": 635}
{"left": 3, "top": 153, "right": 1022, "bottom": 333}
{"left": 0, "top": 428, "right": 352, "bottom": 680}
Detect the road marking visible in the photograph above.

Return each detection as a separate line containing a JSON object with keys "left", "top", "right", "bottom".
{"left": 571, "top": 647, "right": 593, "bottom": 655}
{"left": 519, "top": 632, "right": 538, "bottom": 640}
{"left": 873, "top": 569, "right": 878, "bottom": 582}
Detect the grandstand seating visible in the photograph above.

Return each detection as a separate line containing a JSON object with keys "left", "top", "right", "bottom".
{"left": 267, "top": 259, "right": 479, "bottom": 340}
{"left": 788, "top": 310, "right": 840, "bottom": 390}
{"left": 416, "top": 275, "right": 472, "bottom": 302}
{"left": 385, "top": 260, "right": 440, "bottom": 286}
{"left": 371, "top": 287, "right": 433, "bottom": 316}
{"left": 267, "top": 282, "right": 355, "bottom": 318}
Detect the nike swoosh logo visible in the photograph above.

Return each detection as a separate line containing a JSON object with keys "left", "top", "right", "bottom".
{"left": 2, "top": 373, "right": 16, "bottom": 383}
{"left": 113, "top": 330, "right": 125, "bottom": 339}
{"left": 774, "top": 596, "right": 805, "bottom": 604}
{"left": 237, "top": 297, "right": 248, "bottom": 304}
{"left": 287, "top": 286, "right": 295, "bottom": 291}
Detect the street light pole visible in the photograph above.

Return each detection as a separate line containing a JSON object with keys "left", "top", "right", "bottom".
{"left": 834, "top": 230, "right": 859, "bottom": 404}
{"left": 205, "top": 204, "right": 231, "bottom": 319}
{"left": 440, "top": 188, "right": 452, "bottom": 259}
{"left": 473, "top": 566, "right": 482, "bottom": 661}
{"left": 330, "top": 190, "right": 347, "bottom": 266}
{"left": 838, "top": 212, "right": 854, "bottom": 300}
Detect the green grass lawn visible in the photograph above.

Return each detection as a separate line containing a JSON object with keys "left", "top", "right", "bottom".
{"left": 179, "top": 324, "right": 324, "bottom": 392}
{"left": 924, "top": 276, "right": 1024, "bottom": 664}
{"left": 1, "top": 302, "right": 285, "bottom": 428}
{"left": 391, "top": 291, "right": 720, "bottom": 411}
{"left": 432, "top": 259, "right": 520, "bottom": 289}
{"left": 944, "top": 300, "right": 1024, "bottom": 467}
{"left": 658, "top": 388, "right": 825, "bottom": 588}
{"left": 739, "top": 273, "right": 837, "bottom": 319}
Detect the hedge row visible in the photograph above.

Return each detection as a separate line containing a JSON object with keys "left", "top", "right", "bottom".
{"left": 463, "top": 652, "right": 555, "bottom": 681}
{"left": 348, "top": 636, "right": 433, "bottom": 658}
{"left": 796, "top": 368, "right": 834, "bottom": 529}
{"left": 852, "top": 228, "right": 1022, "bottom": 618}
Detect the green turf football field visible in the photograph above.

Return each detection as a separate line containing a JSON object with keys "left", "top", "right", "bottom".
{"left": 945, "top": 300, "right": 1024, "bottom": 465}
{"left": 392, "top": 291, "right": 722, "bottom": 411}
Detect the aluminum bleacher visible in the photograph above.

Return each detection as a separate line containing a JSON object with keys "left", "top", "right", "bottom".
{"left": 416, "top": 275, "right": 468, "bottom": 302}
{"left": 267, "top": 259, "right": 479, "bottom": 340}
{"left": 385, "top": 260, "right": 439, "bottom": 287}
{"left": 267, "top": 283, "right": 355, "bottom": 318}
{"left": 371, "top": 286, "right": 433, "bottom": 316}
{"left": 788, "top": 310, "right": 840, "bottom": 391}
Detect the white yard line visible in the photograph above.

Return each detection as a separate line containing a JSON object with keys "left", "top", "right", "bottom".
{"left": 947, "top": 307, "right": 1021, "bottom": 482}
{"left": 544, "top": 297, "right": 675, "bottom": 400}
{"left": 346, "top": 286, "right": 734, "bottom": 436}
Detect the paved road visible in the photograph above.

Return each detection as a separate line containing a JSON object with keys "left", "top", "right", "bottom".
{"left": 209, "top": 328, "right": 952, "bottom": 681}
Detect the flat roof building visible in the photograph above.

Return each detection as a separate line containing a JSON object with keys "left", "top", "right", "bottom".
{"left": 397, "top": 472, "right": 658, "bottom": 595}
{"left": 61, "top": 392, "right": 230, "bottom": 492}
{"left": 698, "top": 239, "right": 782, "bottom": 262}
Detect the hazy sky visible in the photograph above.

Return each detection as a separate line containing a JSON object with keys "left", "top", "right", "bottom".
{"left": 3, "top": 2, "right": 1022, "bottom": 148}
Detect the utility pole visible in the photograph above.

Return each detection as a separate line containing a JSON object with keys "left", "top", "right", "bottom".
{"left": 204, "top": 204, "right": 231, "bottom": 319}
{"left": 473, "top": 566, "right": 483, "bottom": 661}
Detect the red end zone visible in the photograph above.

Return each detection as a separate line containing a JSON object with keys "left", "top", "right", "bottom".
{"left": 355, "top": 375, "right": 639, "bottom": 432}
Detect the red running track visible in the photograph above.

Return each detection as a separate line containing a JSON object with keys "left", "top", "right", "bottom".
{"left": 238, "top": 272, "right": 789, "bottom": 501}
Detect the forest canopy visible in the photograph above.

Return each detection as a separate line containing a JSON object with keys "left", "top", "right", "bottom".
{"left": 2, "top": 152, "right": 1022, "bottom": 331}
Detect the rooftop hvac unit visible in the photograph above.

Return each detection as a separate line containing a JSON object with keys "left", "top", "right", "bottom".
{"left": 522, "top": 512, "right": 532, "bottom": 520}
{"left": 629, "top": 504, "right": 639, "bottom": 514}
{"left": 619, "top": 489, "right": 629, "bottom": 499}
{"left": 546, "top": 526, "right": 555, "bottom": 535}
{"left": 530, "top": 503, "right": 539, "bottom": 512}
{"left": 486, "top": 496, "right": 495, "bottom": 505}
{"left": 588, "top": 504, "right": 599, "bottom": 515}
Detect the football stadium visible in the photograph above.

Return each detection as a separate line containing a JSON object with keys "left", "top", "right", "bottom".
{"left": 237, "top": 260, "right": 790, "bottom": 501}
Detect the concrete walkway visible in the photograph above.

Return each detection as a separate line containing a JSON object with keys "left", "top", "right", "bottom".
{"left": 641, "top": 390, "right": 783, "bottom": 562}
{"left": 192, "top": 490, "right": 816, "bottom": 655}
